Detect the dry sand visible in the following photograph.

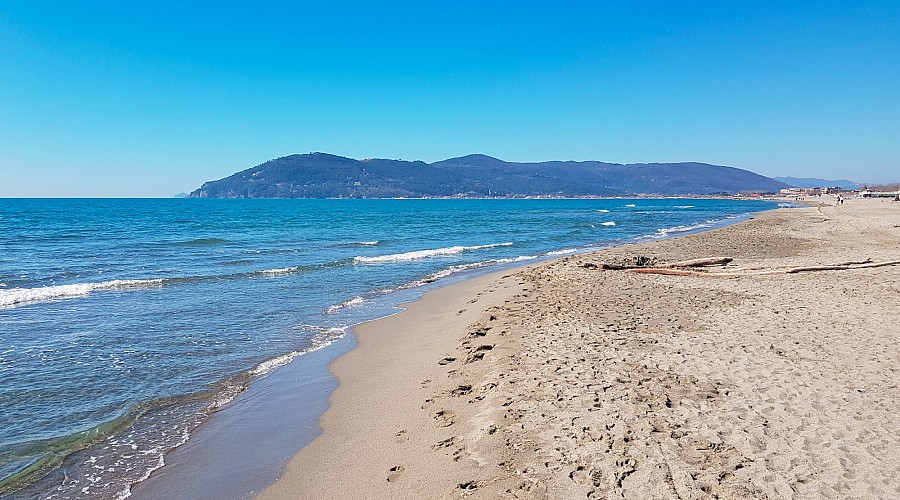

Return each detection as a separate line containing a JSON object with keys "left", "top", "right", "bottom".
{"left": 258, "top": 198, "right": 900, "bottom": 499}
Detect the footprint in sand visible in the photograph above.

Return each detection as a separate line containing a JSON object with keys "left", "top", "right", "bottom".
{"left": 466, "top": 326, "right": 491, "bottom": 338}
{"left": 457, "top": 480, "right": 482, "bottom": 495}
{"left": 386, "top": 465, "right": 404, "bottom": 483}
{"left": 450, "top": 384, "right": 473, "bottom": 396}
{"left": 465, "top": 344, "right": 494, "bottom": 363}
{"left": 434, "top": 410, "right": 455, "bottom": 427}
{"left": 432, "top": 436, "right": 456, "bottom": 449}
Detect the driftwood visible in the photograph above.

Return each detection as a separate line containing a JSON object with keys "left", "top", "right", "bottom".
{"left": 585, "top": 256, "right": 732, "bottom": 271}
{"left": 659, "top": 257, "right": 733, "bottom": 268}
{"left": 626, "top": 259, "right": 900, "bottom": 277}
{"left": 726, "top": 259, "right": 873, "bottom": 273}
{"left": 832, "top": 259, "right": 874, "bottom": 266}
{"left": 587, "top": 254, "right": 900, "bottom": 277}
{"left": 784, "top": 259, "right": 900, "bottom": 274}
{"left": 628, "top": 268, "right": 734, "bottom": 277}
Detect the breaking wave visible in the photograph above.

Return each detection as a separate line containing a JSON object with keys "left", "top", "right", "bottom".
{"left": 0, "top": 279, "right": 166, "bottom": 308}
{"left": 353, "top": 243, "right": 513, "bottom": 264}
{"left": 324, "top": 296, "right": 366, "bottom": 314}
{"left": 249, "top": 329, "right": 347, "bottom": 377}
{"left": 421, "top": 261, "right": 496, "bottom": 282}
{"left": 655, "top": 222, "right": 712, "bottom": 236}
{"left": 256, "top": 266, "right": 304, "bottom": 276}
{"left": 0, "top": 261, "right": 351, "bottom": 309}
{"left": 546, "top": 248, "right": 578, "bottom": 256}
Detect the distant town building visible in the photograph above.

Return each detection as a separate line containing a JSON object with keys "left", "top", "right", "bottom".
{"left": 860, "top": 189, "right": 900, "bottom": 198}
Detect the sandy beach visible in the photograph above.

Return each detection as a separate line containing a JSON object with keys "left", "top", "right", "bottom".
{"left": 259, "top": 198, "right": 900, "bottom": 499}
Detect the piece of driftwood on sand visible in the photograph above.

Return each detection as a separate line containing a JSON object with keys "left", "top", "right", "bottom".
{"left": 582, "top": 256, "right": 733, "bottom": 271}
{"left": 621, "top": 258, "right": 900, "bottom": 277}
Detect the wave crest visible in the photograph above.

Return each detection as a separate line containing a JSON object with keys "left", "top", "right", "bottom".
{"left": 0, "top": 279, "right": 166, "bottom": 308}
{"left": 250, "top": 326, "right": 349, "bottom": 376}
{"left": 256, "top": 266, "right": 303, "bottom": 276}
{"left": 656, "top": 222, "right": 711, "bottom": 236}
{"left": 353, "top": 243, "right": 512, "bottom": 264}
{"left": 324, "top": 296, "right": 366, "bottom": 314}
{"left": 546, "top": 248, "right": 578, "bottom": 256}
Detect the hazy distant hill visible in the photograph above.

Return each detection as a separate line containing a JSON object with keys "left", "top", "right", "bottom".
{"left": 189, "top": 153, "right": 789, "bottom": 198}
{"left": 773, "top": 177, "right": 860, "bottom": 190}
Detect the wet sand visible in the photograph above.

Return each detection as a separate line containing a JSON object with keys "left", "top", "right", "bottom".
{"left": 130, "top": 336, "right": 351, "bottom": 500}
{"left": 259, "top": 198, "right": 900, "bottom": 499}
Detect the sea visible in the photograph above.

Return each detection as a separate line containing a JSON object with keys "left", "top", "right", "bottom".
{"left": 0, "top": 197, "right": 778, "bottom": 499}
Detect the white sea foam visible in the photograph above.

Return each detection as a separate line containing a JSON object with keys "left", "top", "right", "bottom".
{"left": 624, "top": 204, "right": 637, "bottom": 207}
{"left": 655, "top": 222, "right": 711, "bottom": 236}
{"left": 600, "top": 221, "right": 616, "bottom": 226}
{"left": 353, "top": 242, "right": 513, "bottom": 264}
{"left": 207, "top": 383, "right": 248, "bottom": 411}
{"left": 324, "top": 296, "right": 366, "bottom": 314}
{"left": 597, "top": 209, "right": 610, "bottom": 213}
{"left": 496, "top": 254, "right": 540, "bottom": 264}
{"left": 116, "top": 445, "right": 168, "bottom": 500}
{"left": 424, "top": 261, "right": 494, "bottom": 282}
{"left": 258, "top": 266, "right": 301, "bottom": 275}
{"left": 374, "top": 255, "right": 539, "bottom": 294}
{"left": 250, "top": 351, "right": 303, "bottom": 378}
{"left": 373, "top": 263, "right": 488, "bottom": 293}
{"left": 546, "top": 248, "right": 578, "bottom": 256}
{"left": 0, "top": 279, "right": 166, "bottom": 308}
{"left": 356, "top": 240, "right": 380, "bottom": 246}
{"left": 249, "top": 328, "right": 345, "bottom": 378}
{"left": 674, "top": 205, "right": 695, "bottom": 208}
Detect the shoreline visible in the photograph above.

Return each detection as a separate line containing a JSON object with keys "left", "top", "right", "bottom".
{"left": 107, "top": 200, "right": 773, "bottom": 499}
{"left": 128, "top": 335, "right": 351, "bottom": 500}
{"left": 2, "top": 199, "right": 778, "bottom": 499}
{"left": 259, "top": 198, "right": 900, "bottom": 498}
{"left": 259, "top": 267, "right": 534, "bottom": 498}
{"left": 128, "top": 268, "right": 532, "bottom": 500}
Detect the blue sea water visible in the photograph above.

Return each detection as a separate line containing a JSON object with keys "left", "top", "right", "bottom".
{"left": 0, "top": 198, "right": 777, "bottom": 498}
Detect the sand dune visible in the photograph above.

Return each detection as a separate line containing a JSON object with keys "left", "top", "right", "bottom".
{"left": 259, "top": 198, "right": 900, "bottom": 499}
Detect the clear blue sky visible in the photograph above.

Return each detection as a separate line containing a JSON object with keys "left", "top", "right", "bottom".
{"left": 1, "top": 1, "right": 898, "bottom": 197}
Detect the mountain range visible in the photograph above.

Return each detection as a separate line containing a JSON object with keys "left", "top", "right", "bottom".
{"left": 189, "top": 153, "right": 790, "bottom": 198}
